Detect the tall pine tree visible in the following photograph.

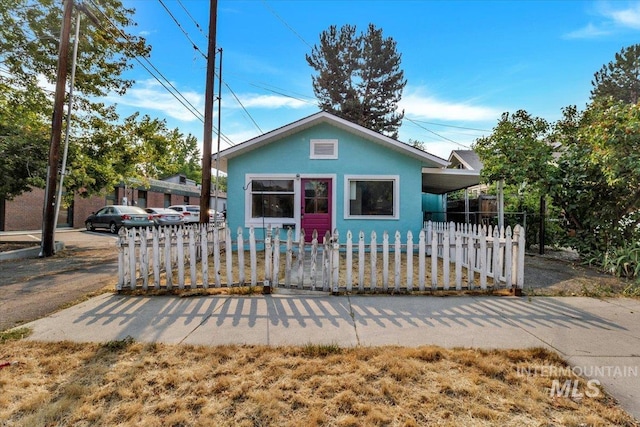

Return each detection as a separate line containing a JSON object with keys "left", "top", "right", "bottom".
{"left": 591, "top": 44, "right": 640, "bottom": 104}
{"left": 306, "top": 24, "right": 406, "bottom": 139}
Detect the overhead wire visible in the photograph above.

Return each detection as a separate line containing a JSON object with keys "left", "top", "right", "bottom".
{"left": 161, "top": 0, "right": 264, "bottom": 136}
{"left": 86, "top": 0, "right": 238, "bottom": 148}
{"left": 157, "top": 0, "right": 207, "bottom": 60}
{"left": 176, "top": 0, "right": 209, "bottom": 40}
{"left": 261, "top": 0, "right": 312, "bottom": 49}
{"left": 403, "top": 116, "right": 472, "bottom": 149}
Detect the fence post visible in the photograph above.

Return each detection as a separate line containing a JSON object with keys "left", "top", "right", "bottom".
{"left": 250, "top": 227, "right": 257, "bottom": 287}
{"left": 272, "top": 228, "right": 280, "bottom": 288}
{"left": 425, "top": 221, "right": 432, "bottom": 256}
{"left": 225, "top": 226, "right": 233, "bottom": 287}
{"left": 418, "top": 229, "right": 425, "bottom": 291}
{"left": 370, "top": 231, "right": 378, "bottom": 291}
{"left": 117, "top": 228, "right": 125, "bottom": 290}
{"left": 467, "top": 224, "right": 476, "bottom": 290}
{"left": 346, "top": 230, "right": 353, "bottom": 292}
{"left": 237, "top": 227, "right": 245, "bottom": 286}
{"left": 189, "top": 226, "right": 197, "bottom": 288}
{"left": 311, "top": 230, "right": 318, "bottom": 290}
{"left": 479, "top": 226, "right": 487, "bottom": 290}
{"left": 407, "top": 231, "right": 413, "bottom": 292}
{"left": 200, "top": 224, "right": 209, "bottom": 288}
{"left": 358, "top": 231, "right": 365, "bottom": 292}
{"left": 332, "top": 229, "right": 340, "bottom": 294}
{"left": 127, "top": 228, "right": 137, "bottom": 290}
{"left": 298, "top": 230, "right": 306, "bottom": 289}
{"left": 443, "top": 228, "right": 450, "bottom": 290}
{"left": 213, "top": 226, "right": 221, "bottom": 288}
{"left": 285, "top": 228, "right": 292, "bottom": 287}
{"left": 455, "top": 229, "right": 462, "bottom": 290}
{"left": 516, "top": 224, "right": 525, "bottom": 290}
{"left": 492, "top": 226, "right": 500, "bottom": 287}
{"left": 394, "top": 231, "right": 401, "bottom": 292}
{"left": 322, "top": 231, "right": 330, "bottom": 291}
{"left": 264, "top": 226, "right": 272, "bottom": 292}
{"left": 176, "top": 226, "right": 185, "bottom": 289}
{"left": 431, "top": 228, "right": 438, "bottom": 290}
{"left": 382, "top": 231, "right": 389, "bottom": 291}
{"left": 505, "top": 226, "right": 513, "bottom": 288}
{"left": 153, "top": 227, "right": 161, "bottom": 289}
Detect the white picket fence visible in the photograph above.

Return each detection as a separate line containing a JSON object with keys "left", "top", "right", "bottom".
{"left": 116, "top": 222, "right": 525, "bottom": 293}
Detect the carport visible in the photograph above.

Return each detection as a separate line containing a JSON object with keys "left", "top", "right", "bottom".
{"left": 421, "top": 167, "right": 505, "bottom": 228}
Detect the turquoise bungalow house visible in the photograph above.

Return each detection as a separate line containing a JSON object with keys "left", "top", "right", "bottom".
{"left": 216, "top": 111, "right": 479, "bottom": 242}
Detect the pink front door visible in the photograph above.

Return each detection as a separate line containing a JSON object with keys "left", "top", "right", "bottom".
{"left": 301, "top": 178, "right": 332, "bottom": 242}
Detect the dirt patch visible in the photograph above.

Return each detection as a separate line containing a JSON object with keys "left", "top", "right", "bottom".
{"left": 523, "top": 252, "right": 637, "bottom": 297}
{"left": 0, "top": 242, "right": 40, "bottom": 252}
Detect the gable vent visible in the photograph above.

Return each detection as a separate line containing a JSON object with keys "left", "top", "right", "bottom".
{"left": 310, "top": 139, "right": 338, "bottom": 159}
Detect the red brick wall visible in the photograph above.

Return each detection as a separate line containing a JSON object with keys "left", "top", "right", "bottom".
{"left": 2, "top": 185, "right": 203, "bottom": 231}
{"left": 4, "top": 188, "right": 46, "bottom": 231}
{"left": 72, "top": 195, "right": 107, "bottom": 229}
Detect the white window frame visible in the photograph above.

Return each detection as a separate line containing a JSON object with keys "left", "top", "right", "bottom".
{"left": 343, "top": 175, "right": 399, "bottom": 220}
{"left": 244, "top": 174, "right": 299, "bottom": 228}
{"left": 310, "top": 139, "right": 338, "bottom": 160}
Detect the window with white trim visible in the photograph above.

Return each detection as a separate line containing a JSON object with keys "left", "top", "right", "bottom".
{"left": 346, "top": 176, "right": 399, "bottom": 218}
{"left": 250, "top": 179, "right": 295, "bottom": 219}
{"left": 310, "top": 139, "right": 338, "bottom": 159}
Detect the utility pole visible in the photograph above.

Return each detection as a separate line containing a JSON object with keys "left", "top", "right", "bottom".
{"left": 200, "top": 0, "right": 217, "bottom": 224}
{"left": 41, "top": 0, "right": 73, "bottom": 257}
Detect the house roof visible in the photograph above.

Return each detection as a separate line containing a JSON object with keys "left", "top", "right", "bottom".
{"left": 421, "top": 168, "right": 481, "bottom": 194}
{"left": 447, "top": 150, "right": 483, "bottom": 171}
{"left": 214, "top": 111, "right": 449, "bottom": 172}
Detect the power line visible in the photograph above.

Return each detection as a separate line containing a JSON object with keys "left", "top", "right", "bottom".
{"left": 261, "top": 0, "right": 312, "bottom": 49}
{"left": 404, "top": 117, "right": 491, "bottom": 133}
{"left": 403, "top": 116, "right": 471, "bottom": 149}
{"left": 176, "top": 0, "right": 208, "bottom": 40}
{"left": 223, "top": 80, "right": 263, "bottom": 134}
{"left": 157, "top": 0, "right": 263, "bottom": 140}
{"left": 157, "top": 0, "right": 207, "bottom": 60}
{"left": 85, "top": 0, "right": 238, "bottom": 148}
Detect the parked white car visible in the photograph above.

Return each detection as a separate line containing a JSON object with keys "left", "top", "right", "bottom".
{"left": 168, "top": 205, "right": 201, "bottom": 223}
{"left": 168, "top": 205, "right": 224, "bottom": 223}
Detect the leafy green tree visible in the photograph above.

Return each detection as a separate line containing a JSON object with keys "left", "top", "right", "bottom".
{"left": 0, "top": 0, "right": 150, "bottom": 200}
{"left": 591, "top": 44, "right": 640, "bottom": 104}
{"left": 64, "top": 113, "right": 202, "bottom": 202}
{"left": 473, "top": 110, "right": 554, "bottom": 187}
{"left": 0, "top": 83, "right": 49, "bottom": 200}
{"left": 306, "top": 24, "right": 407, "bottom": 139}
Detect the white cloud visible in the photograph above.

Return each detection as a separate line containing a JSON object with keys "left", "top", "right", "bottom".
{"left": 565, "top": 2, "right": 640, "bottom": 39}
{"left": 233, "top": 93, "right": 311, "bottom": 109}
{"left": 106, "top": 79, "right": 204, "bottom": 122}
{"left": 399, "top": 88, "right": 501, "bottom": 122}
{"left": 564, "top": 22, "right": 611, "bottom": 39}
{"left": 605, "top": 3, "right": 640, "bottom": 29}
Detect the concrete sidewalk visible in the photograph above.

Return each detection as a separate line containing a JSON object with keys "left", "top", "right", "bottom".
{"left": 19, "top": 292, "right": 640, "bottom": 420}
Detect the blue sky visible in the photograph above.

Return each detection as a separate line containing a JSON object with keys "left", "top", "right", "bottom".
{"left": 112, "top": 0, "right": 640, "bottom": 160}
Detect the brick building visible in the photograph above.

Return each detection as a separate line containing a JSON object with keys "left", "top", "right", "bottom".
{"left": 0, "top": 175, "right": 226, "bottom": 232}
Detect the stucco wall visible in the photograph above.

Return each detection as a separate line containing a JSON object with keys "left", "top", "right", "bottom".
{"left": 226, "top": 123, "right": 426, "bottom": 241}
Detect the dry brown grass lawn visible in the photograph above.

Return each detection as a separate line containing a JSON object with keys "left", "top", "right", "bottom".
{"left": 1, "top": 336, "right": 637, "bottom": 427}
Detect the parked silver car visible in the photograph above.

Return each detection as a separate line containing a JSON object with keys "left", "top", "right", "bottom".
{"left": 85, "top": 205, "right": 154, "bottom": 234}
{"left": 145, "top": 207, "right": 185, "bottom": 227}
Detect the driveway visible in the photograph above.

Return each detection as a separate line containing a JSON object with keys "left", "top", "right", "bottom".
{"left": 0, "top": 230, "right": 118, "bottom": 331}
